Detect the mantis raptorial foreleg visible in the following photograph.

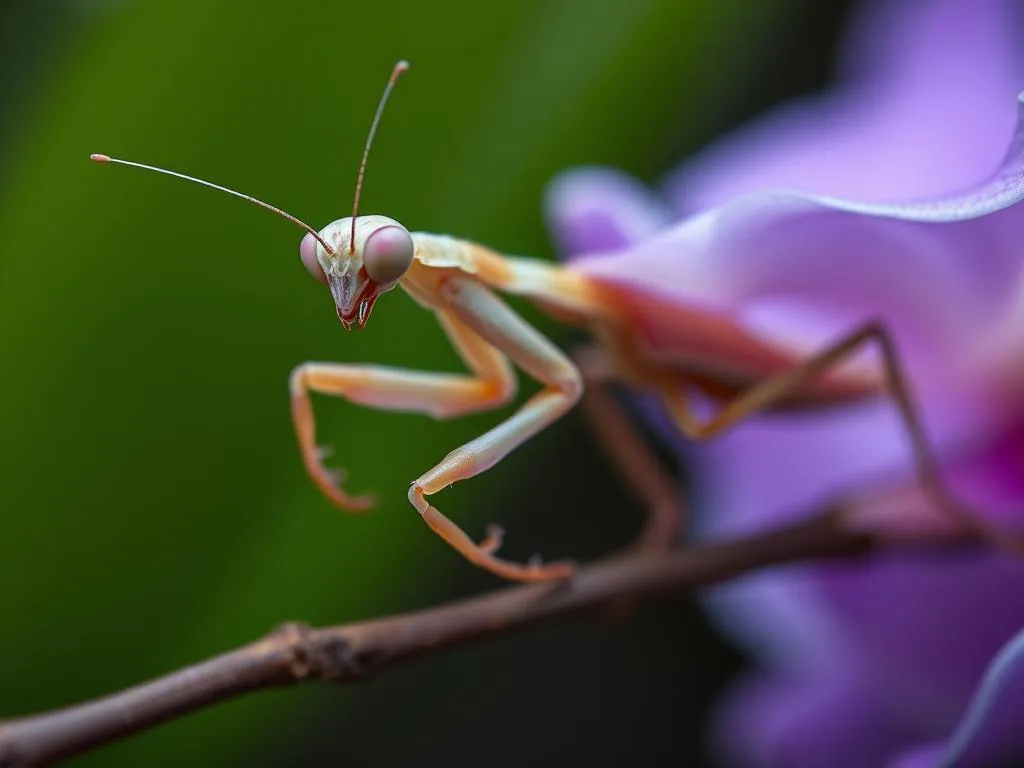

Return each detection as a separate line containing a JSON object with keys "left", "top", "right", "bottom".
{"left": 291, "top": 275, "right": 579, "bottom": 582}
{"left": 290, "top": 307, "right": 516, "bottom": 511}
{"left": 406, "top": 274, "right": 582, "bottom": 582}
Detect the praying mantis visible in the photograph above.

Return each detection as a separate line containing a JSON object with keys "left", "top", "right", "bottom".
{"left": 91, "top": 61, "right": 1013, "bottom": 583}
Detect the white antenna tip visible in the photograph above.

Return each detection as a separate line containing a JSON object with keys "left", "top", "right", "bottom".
{"left": 396, "top": 60, "right": 410, "bottom": 72}
{"left": 90, "top": 153, "right": 111, "bottom": 163}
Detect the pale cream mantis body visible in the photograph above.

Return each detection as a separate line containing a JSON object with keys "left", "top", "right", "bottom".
{"left": 93, "top": 62, "right": 1012, "bottom": 583}
{"left": 286, "top": 215, "right": 961, "bottom": 582}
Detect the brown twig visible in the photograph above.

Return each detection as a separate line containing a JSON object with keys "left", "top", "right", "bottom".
{"left": 0, "top": 508, "right": 884, "bottom": 767}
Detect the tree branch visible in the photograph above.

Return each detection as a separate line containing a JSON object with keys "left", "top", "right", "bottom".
{"left": 0, "top": 509, "right": 897, "bottom": 767}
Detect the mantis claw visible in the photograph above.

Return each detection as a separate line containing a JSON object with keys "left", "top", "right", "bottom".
{"left": 309, "top": 460, "right": 375, "bottom": 513}
{"left": 479, "top": 524, "right": 505, "bottom": 555}
{"left": 411, "top": 486, "right": 573, "bottom": 582}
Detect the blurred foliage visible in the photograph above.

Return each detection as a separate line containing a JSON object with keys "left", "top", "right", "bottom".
{"left": 0, "top": 0, "right": 842, "bottom": 765}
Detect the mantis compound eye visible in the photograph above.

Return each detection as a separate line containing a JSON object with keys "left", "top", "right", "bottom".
{"left": 300, "top": 232, "right": 328, "bottom": 283}
{"left": 363, "top": 225, "right": 414, "bottom": 286}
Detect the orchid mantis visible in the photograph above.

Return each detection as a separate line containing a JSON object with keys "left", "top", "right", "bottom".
{"left": 92, "top": 61, "right": 1018, "bottom": 583}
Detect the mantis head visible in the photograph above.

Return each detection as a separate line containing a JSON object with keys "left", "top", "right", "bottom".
{"left": 301, "top": 59, "right": 413, "bottom": 330}
{"left": 300, "top": 215, "right": 415, "bottom": 330}
{"left": 91, "top": 60, "right": 412, "bottom": 332}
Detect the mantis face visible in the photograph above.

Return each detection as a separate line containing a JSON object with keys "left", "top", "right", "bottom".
{"left": 300, "top": 214, "right": 415, "bottom": 330}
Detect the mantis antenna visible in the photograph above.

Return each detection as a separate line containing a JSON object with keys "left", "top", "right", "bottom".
{"left": 89, "top": 153, "right": 336, "bottom": 255}
{"left": 350, "top": 60, "right": 410, "bottom": 254}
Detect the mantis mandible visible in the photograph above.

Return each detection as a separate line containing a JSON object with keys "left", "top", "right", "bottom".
{"left": 91, "top": 61, "right": 1008, "bottom": 583}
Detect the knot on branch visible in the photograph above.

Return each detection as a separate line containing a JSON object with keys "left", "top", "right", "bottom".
{"left": 268, "top": 622, "right": 367, "bottom": 683}
{"left": 269, "top": 621, "right": 319, "bottom": 680}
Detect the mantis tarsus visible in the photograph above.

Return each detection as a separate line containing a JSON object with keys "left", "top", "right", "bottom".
{"left": 92, "top": 61, "right": 1012, "bottom": 583}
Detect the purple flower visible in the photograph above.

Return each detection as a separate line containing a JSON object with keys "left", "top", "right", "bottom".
{"left": 545, "top": 1, "right": 1024, "bottom": 765}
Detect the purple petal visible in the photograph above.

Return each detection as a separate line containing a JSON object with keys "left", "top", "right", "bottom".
{"left": 566, "top": 99, "right": 1024, "bottom": 479}
{"left": 702, "top": 419, "right": 1024, "bottom": 767}
{"left": 889, "top": 625, "right": 1024, "bottom": 767}
{"left": 546, "top": 99, "right": 1024, "bottom": 699}
{"left": 934, "top": 625, "right": 1024, "bottom": 766}
{"left": 542, "top": 7, "right": 1024, "bottom": 765}
{"left": 701, "top": 415, "right": 1024, "bottom": 766}
{"left": 712, "top": 669, "right": 912, "bottom": 768}
{"left": 888, "top": 743, "right": 947, "bottom": 768}
{"left": 816, "top": 535, "right": 1024, "bottom": 720}
{"left": 543, "top": 167, "right": 671, "bottom": 258}
{"left": 666, "top": 0, "right": 1024, "bottom": 210}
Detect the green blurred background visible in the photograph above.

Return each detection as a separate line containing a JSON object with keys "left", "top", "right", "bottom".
{"left": 0, "top": 1, "right": 852, "bottom": 765}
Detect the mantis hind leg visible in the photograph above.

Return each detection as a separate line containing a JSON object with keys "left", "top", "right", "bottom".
{"left": 613, "top": 320, "right": 1020, "bottom": 552}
